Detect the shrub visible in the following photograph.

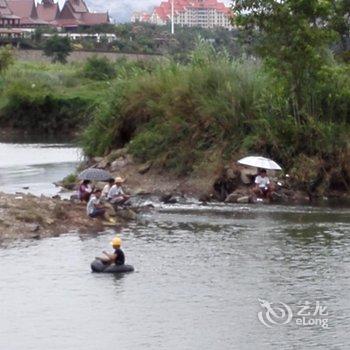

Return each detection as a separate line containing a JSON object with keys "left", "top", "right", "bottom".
{"left": 0, "top": 45, "right": 14, "bottom": 75}
{"left": 81, "top": 44, "right": 350, "bottom": 191}
{"left": 0, "top": 81, "right": 92, "bottom": 134}
{"left": 44, "top": 35, "right": 72, "bottom": 64}
{"left": 82, "top": 55, "right": 116, "bottom": 80}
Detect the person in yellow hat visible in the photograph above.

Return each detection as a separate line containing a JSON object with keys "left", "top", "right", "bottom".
{"left": 97, "top": 236, "right": 125, "bottom": 266}
{"left": 107, "top": 176, "right": 130, "bottom": 205}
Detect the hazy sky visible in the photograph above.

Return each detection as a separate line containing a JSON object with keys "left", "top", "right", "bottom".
{"left": 60, "top": 0, "right": 232, "bottom": 23}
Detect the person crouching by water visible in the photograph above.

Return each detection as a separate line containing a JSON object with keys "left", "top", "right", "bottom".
{"left": 102, "top": 178, "right": 115, "bottom": 200}
{"left": 97, "top": 237, "right": 125, "bottom": 266}
{"left": 107, "top": 177, "right": 130, "bottom": 205}
{"left": 87, "top": 189, "right": 106, "bottom": 218}
{"left": 79, "top": 180, "right": 93, "bottom": 202}
{"left": 253, "top": 169, "right": 274, "bottom": 201}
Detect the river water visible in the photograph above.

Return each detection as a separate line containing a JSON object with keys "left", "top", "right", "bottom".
{"left": 0, "top": 142, "right": 349, "bottom": 350}
{"left": 0, "top": 142, "right": 82, "bottom": 196}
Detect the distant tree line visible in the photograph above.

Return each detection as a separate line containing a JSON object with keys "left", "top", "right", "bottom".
{"left": 0, "top": 22, "right": 242, "bottom": 59}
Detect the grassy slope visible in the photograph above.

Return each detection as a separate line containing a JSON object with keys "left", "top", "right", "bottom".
{"left": 0, "top": 61, "right": 110, "bottom": 135}
{"left": 0, "top": 51, "right": 348, "bottom": 195}
{"left": 81, "top": 47, "right": 350, "bottom": 195}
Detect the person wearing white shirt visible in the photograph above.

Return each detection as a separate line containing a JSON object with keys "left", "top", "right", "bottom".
{"left": 87, "top": 190, "right": 106, "bottom": 218}
{"left": 253, "top": 169, "right": 273, "bottom": 200}
{"left": 102, "top": 178, "right": 115, "bottom": 199}
{"left": 107, "top": 177, "right": 130, "bottom": 205}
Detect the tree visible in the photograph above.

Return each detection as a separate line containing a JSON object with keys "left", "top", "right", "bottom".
{"left": 0, "top": 45, "right": 14, "bottom": 75}
{"left": 43, "top": 35, "right": 72, "bottom": 64}
{"left": 232, "top": 0, "right": 337, "bottom": 122}
{"left": 329, "top": 0, "right": 350, "bottom": 53}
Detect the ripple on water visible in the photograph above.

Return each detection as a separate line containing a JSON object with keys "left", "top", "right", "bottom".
{"left": 0, "top": 204, "right": 349, "bottom": 350}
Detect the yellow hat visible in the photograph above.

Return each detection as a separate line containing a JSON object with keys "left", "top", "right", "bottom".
{"left": 110, "top": 237, "right": 122, "bottom": 247}
{"left": 114, "top": 176, "right": 125, "bottom": 183}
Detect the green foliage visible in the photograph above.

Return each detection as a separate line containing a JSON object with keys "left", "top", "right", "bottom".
{"left": 0, "top": 46, "right": 14, "bottom": 75}
{"left": 1, "top": 81, "right": 90, "bottom": 133}
{"left": 329, "top": 0, "right": 350, "bottom": 54}
{"left": 0, "top": 61, "right": 109, "bottom": 135}
{"left": 61, "top": 173, "right": 77, "bottom": 188}
{"left": 3, "top": 22, "right": 241, "bottom": 56}
{"left": 232, "top": 0, "right": 338, "bottom": 122}
{"left": 81, "top": 45, "right": 350, "bottom": 187}
{"left": 82, "top": 55, "right": 116, "bottom": 80}
{"left": 43, "top": 35, "right": 72, "bottom": 64}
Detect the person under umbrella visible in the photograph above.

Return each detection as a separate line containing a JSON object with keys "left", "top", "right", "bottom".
{"left": 78, "top": 168, "right": 113, "bottom": 202}
{"left": 78, "top": 179, "right": 94, "bottom": 202}
{"left": 252, "top": 169, "right": 274, "bottom": 201}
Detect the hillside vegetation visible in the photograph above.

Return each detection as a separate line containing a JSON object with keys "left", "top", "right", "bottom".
{"left": 0, "top": 36, "right": 348, "bottom": 195}
{"left": 0, "top": 58, "right": 116, "bottom": 134}
{"left": 81, "top": 42, "right": 350, "bottom": 193}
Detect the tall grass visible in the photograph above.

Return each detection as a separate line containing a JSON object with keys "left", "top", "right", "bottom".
{"left": 0, "top": 61, "right": 110, "bottom": 134}
{"left": 82, "top": 44, "right": 350, "bottom": 191}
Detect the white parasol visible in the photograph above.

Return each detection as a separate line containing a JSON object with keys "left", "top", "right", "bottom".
{"left": 237, "top": 156, "right": 282, "bottom": 170}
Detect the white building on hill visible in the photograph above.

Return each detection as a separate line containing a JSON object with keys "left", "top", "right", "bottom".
{"left": 132, "top": 0, "right": 233, "bottom": 30}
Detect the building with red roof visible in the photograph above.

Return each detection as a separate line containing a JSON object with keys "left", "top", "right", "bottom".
{"left": 0, "top": 0, "right": 20, "bottom": 27}
{"left": 131, "top": 11, "right": 151, "bottom": 23}
{"left": 7, "top": 0, "right": 48, "bottom": 26}
{"left": 0, "top": 0, "right": 110, "bottom": 29}
{"left": 133, "top": 0, "right": 233, "bottom": 29}
{"left": 54, "top": 0, "right": 109, "bottom": 29}
{"left": 36, "top": 0, "right": 59, "bottom": 23}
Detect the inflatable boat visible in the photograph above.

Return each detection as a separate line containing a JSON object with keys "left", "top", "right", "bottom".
{"left": 91, "top": 259, "right": 134, "bottom": 273}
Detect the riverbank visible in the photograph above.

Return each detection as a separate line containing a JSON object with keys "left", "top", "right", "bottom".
{"left": 0, "top": 56, "right": 157, "bottom": 135}
{"left": 63, "top": 147, "right": 350, "bottom": 206}
{"left": 1, "top": 45, "right": 349, "bottom": 198}
{"left": 80, "top": 46, "right": 350, "bottom": 199}
{"left": 0, "top": 192, "right": 105, "bottom": 243}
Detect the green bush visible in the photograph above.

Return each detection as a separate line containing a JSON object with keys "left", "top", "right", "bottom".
{"left": 0, "top": 81, "right": 91, "bottom": 134}
{"left": 43, "top": 35, "right": 72, "bottom": 64}
{"left": 0, "top": 45, "right": 14, "bottom": 75}
{"left": 0, "top": 61, "right": 111, "bottom": 135}
{"left": 82, "top": 44, "right": 350, "bottom": 190}
{"left": 82, "top": 55, "right": 116, "bottom": 80}
{"left": 0, "top": 81, "right": 91, "bottom": 133}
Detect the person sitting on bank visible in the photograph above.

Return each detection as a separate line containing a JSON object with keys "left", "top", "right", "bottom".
{"left": 79, "top": 180, "right": 93, "bottom": 202}
{"left": 253, "top": 169, "right": 273, "bottom": 200}
{"left": 87, "top": 189, "right": 106, "bottom": 218}
{"left": 102, "top": 178, "right": 115, "bottom": 200}
{"left": 97, "top": 237, "right": 125, "bottom": 266}
{"left": 107, "top": 177, "right": 130, "bottom": 205}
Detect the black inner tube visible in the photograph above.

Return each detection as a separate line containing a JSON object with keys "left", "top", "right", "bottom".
{"left": 91, "top": 259, "right": 134, "bottom": 273}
